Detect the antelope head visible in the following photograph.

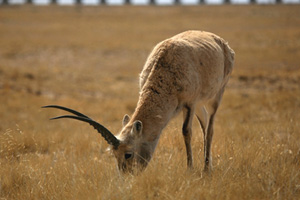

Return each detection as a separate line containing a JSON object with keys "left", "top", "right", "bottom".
{"left": 42, "top": 105, "right": 151, "bottom": 173}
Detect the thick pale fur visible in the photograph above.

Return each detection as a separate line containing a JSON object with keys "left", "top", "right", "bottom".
{"left": 113, "top": 30, "right": 235, "bottom": 172}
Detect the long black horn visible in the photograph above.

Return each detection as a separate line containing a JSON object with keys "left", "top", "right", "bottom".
{"left": 42, "top": 105, "right": 120, "bottom": 148}
{"left": 42, "top": 105, "right": 91, "bottom": 119}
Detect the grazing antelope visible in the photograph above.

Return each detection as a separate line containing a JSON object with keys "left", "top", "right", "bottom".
{"left": 43, "top": 30, "right": 235, "bottom": 173}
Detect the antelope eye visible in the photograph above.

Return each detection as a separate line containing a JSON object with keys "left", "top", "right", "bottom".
{"left": 125, "top": 153, "right": 133, "bottom": 160}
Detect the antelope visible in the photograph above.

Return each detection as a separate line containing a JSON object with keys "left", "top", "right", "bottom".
{"left": 43, "top": 30, "right": 235, "bottom": 173}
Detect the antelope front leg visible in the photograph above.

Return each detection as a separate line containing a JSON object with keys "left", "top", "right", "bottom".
{"left": 182, "top": 106, "right": 195, "bottom": 169}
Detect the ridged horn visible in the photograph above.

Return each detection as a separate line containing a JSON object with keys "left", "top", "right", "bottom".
{"left": 42, "top": 105, "right": 120, "bottom": 148}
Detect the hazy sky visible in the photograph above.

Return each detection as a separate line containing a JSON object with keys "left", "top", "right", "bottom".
{"left": 5, "top": 0, "right": 300, "bottom": 5}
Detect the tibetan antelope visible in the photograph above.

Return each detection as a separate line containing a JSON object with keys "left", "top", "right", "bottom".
{"left": 43, "top": 30, "right": 235, "bottom": 173}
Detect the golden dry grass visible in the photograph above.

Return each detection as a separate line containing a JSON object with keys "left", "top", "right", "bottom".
{"left": 1, "top": 5, "right": 300, "bottom": 200}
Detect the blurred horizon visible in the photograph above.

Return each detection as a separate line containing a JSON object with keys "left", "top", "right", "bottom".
{"left": 2, "top": 0, "right": 300, "bottom": 5}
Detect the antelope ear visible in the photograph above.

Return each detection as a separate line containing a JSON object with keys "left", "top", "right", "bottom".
{"left": 132, "top": 120, "right": 143, "bottom": 136}
{"left": 106, "top": 146, "right": 112, "bottom": 152}
{"left": 122, "top": 114, "right": 130, "bottom": 127}
{"left": 105, "top": 146, "right": 114, "bottom": 155}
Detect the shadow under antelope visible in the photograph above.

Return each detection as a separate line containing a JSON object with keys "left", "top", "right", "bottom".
{"left": 43, "top": 30, "right": 235, "bottom": 173}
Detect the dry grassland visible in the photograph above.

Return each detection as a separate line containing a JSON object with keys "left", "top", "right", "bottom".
{"left": 0, "top": 4, "right": 300, "bottom": 200}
